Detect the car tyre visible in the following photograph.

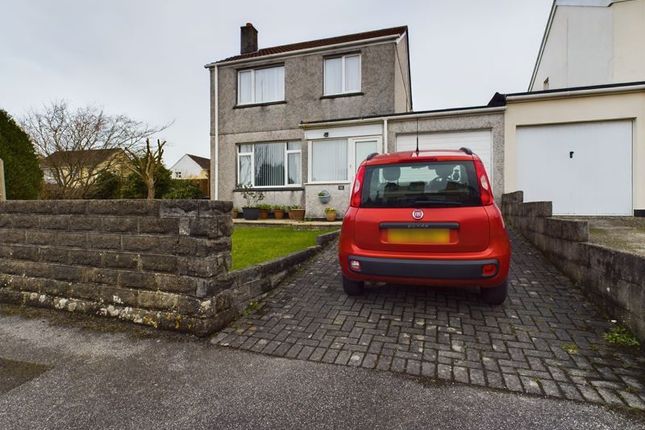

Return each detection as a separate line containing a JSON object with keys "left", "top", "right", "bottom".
{"left": 481, "top": 280, "right": 508, "bottom": 305}
{"left": 342, "top": 276, "right": 365, "bottom": 296}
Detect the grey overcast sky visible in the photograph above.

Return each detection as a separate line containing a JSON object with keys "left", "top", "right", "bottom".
{"left": 0, "top": 0, "right": 552, "bottom": 166}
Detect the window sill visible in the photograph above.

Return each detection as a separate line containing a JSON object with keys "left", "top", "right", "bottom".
{"left": 234, "top": 100, "right": 287, "bottom": 109}
{"left": 320, "top": 92, "right": 364, "bottom": 100}
{"left": 233, "top": 186, "right": 304, "bottom": 192}
{"left": 305, "top": 181, "right": 351, "bottom": 185}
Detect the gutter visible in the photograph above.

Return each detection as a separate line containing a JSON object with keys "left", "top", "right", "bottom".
{"left": 204, "top": 34, "right": 402, "bottom": 68}
{"left": 507, "top": 83, "right": 645, "bottom": 102}
{"left": 300, "top": 106, "right": 506, "bottom": 128}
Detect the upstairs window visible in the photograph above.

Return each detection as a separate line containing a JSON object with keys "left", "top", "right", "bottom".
{"left": 324, "top": 54, "right": 361, "bottom": 95}
{"left": 237, "top": 65, "right": 285, "bottom": 105}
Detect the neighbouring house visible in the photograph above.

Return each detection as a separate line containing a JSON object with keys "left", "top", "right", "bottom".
{"left": 205, "top": 24, "right": 413, "bottom": 217}
{"left": 169, "top": 154, "right": 210, "bottom": 180}
{"left": 496, "top": 0, "right": 645, "bottom": 216}
{"left": 41, "top": 148, "right": 128, "bottom": 188}
{"left": 529, "top": 0, "right": 645, "bottom": 91}
{"left": 208, "top": 4, "right": 644, "bottom": 217}
{"left": 168, "top": 153, "right": 211, "bottom": 197}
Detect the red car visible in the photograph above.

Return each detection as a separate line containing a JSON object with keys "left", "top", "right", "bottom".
{"left": 338, "top": 148, "right": 511, "bottom": 305}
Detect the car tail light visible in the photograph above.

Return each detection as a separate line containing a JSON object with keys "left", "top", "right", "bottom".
{"left": 474, "top": 159, "right": 493, "bottom": 206}
{"left": 349, "top": 259, "right": 361, "bottom": 272}
{"left": 350, "top": 164, "right": 366, "bottom": 208}
{"left": 481, "top": 263, "right": 497, "bottom": 277}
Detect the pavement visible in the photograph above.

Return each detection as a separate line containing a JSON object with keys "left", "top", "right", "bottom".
{"left": 1, "top": 306, "right": 644, "bottom": 430}
{"left": 577, "top": 216, "right": 645, "bottom": 257}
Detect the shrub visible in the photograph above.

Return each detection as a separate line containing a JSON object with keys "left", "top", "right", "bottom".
{"left": 162, "top": 180, "right": 205, "bottom": 199}
{"left": 122, "top": 165, "right": 172, "bottom": 199}
{"left": 0, "top": 110, "right": 43, "bottom": 199}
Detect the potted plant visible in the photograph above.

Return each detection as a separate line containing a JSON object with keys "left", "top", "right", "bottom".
{"left": 318, "top": 190, "right": 331, "bottom": 204}
{"left": 273, "top": 205, "right": 286, "bottom": 220}
{"left": 258, "top": 204, "right": 272, "bottom": 220}
{"left": 239, "top": 184, "right": 265, "bottom": 220}
{"left": 288, "top": 205, "right": 305, "bottom": 221}
{"left": 324, "top": 207, "right": 337, "bottom": 221}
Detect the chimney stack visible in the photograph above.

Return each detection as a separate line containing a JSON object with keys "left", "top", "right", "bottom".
{"left": 240, "top": 23, "right": 258, "bottom": 54}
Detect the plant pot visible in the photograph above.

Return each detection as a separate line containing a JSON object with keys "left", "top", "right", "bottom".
{"left": 242, "top": 207, "right": 260, "bottom": 220}
{"left": 288, "top": 208, "right": 305, "bottom": 221}
{"left": 318, "top": 190, "right": 331, "bottom": 204}
{"left": 325, "top": 210, "right": 337, "bottom": 221}
{"left": 258, "top": 208, "right": 270, "bottom": 219}
{"left": 274, "top": 209, "right": 285, "bottom": 220}
{"left": 232, "top": 208, "right": 238, "bottom": 219}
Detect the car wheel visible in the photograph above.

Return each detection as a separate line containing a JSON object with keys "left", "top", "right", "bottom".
{"left": 342, "top": 276, "right": 365, "bottom": 296}
{"left": 481, "top": 280, "right": 508, "bottom": 305}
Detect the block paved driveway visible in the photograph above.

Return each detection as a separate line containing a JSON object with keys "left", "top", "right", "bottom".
{"left": 212, "top": 230, "right": 645, "bottom": 409}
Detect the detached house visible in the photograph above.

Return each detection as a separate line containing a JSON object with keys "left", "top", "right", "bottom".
{"left": 206, "top": 24, "right": 413, "bottom": 217}
{"left": 207, "top": 4, "right": 644, "bottom": 217}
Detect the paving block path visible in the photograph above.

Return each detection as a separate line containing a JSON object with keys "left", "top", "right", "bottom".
{"left": 212, "top": 230, "right": 645, "bottom": 409}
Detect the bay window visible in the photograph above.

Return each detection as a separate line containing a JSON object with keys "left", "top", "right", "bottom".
{"left": 237, "top": 65, "right": 285, "bottom": 105}
{"left": 237, "top": 142, "right": 301, "bottom": 187}
{"left": 324, "top": 54, "right": 361, "bottom": 95}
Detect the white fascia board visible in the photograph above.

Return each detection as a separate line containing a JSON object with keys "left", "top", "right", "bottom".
{"left": 300, "top": 106, "right": 506, "bottom": 129}
{"left": 507, "top": 84, "right": 645, "bottom": 102}
{"left": 304, "top": 123, "right": 383, "bottom": 140}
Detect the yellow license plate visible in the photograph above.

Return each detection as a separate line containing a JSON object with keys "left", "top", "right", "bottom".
{"left": 386, "top": 228, "right": 451, "bottom": 244}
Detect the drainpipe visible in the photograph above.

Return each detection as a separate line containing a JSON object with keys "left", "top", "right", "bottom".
{"left": 383, "top": 119, "right": 388, "bottom": 153}
{"left": 213, "top": 65, "right": 219, "bottom": 200}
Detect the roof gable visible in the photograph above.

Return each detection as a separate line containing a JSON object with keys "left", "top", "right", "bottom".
{"left": 186, "top": 154, "right": 210, "bottom": 170}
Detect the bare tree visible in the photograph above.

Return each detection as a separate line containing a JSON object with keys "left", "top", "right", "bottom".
{"left": 22, "top": 101, "right": 167, "bottom": 198}
{"left": 124, "top": 138, "right": 166, "bottom": 200}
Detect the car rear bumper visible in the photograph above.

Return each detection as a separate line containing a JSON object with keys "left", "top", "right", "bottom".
{"left": 347, "top": 256, "right": 499, "bottom": 280}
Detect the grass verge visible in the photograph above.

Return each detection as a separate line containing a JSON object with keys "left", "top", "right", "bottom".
{"left": 231, "top": 226, "right": 338, "bottom": 271}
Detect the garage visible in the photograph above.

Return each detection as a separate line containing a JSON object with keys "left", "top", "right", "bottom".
{"left": 516, "top": 120, "right": 632, "bottom": 216}
{"left": 396, "top": 130, "right": 493, "bottom": 180}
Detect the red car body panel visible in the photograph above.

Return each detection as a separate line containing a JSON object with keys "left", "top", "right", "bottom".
{"left": 338, "top": 150, "right": 511, "bottom": 289}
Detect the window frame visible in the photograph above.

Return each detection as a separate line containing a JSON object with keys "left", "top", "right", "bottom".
{"left": 236, "top": 141, "right": 302, "bottom": 188}
{"left": 307, "top": 136, "right": 382, "bottom": 185}
{"left": 323, "top": 53, "right": 362, "bottom": 96}
{"left": 236, "top": 64, "right": 286, "bottom": 106}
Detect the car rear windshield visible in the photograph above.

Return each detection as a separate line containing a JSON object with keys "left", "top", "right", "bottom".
{"left": 361, "top": 161, "right": 482, "bottom": 208}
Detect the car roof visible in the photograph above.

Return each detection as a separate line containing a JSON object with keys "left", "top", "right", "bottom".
{"left": 363, "top": 150, "right": 478, "bottom": 166}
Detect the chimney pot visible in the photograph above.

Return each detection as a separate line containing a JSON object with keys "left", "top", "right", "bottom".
{"left": 240, "top": 23, "right": 258, "bottom": 54}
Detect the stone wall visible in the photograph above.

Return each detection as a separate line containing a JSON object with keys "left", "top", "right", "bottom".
{"left": 501, "top": 191, "right": 645, "bottom": 341}
{"left": 0, "top": 200, "right": 237, "bottom": 336}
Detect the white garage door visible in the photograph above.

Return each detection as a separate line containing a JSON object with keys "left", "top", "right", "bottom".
{"left": 517, "top": 121, "right": 632, "bottom": 215}
{"left": 396, "top": 130, "right": 493, "bottom": 180}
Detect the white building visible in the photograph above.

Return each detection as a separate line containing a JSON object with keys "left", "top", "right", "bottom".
{"left": 169, "top": 154, "right": 211, "bottom": 180}
{"left": 529, "top": 0, "right": 645, "bottom": 91}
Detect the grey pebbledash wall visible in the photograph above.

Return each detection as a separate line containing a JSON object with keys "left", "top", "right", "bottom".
{"left": 501, "top": 191, "right": 645, "bottom": 341}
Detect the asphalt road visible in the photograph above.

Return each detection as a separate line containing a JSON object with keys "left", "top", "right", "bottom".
{"left": 1, "top": 307, "right": 643, "bottom": 430}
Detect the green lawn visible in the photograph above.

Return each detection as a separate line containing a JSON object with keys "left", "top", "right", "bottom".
{"left": 231, "top": 226, "right": 338, "bottom": 271}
